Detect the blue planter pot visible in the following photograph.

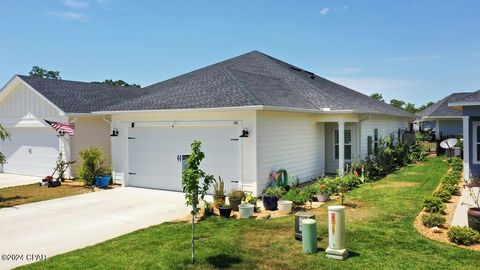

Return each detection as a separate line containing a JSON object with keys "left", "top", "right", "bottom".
{"left": 262, "top": 195, "right": 278, "bottom": 211}
{"left": 95, "top": 175, "right": 111, "bottom": 188}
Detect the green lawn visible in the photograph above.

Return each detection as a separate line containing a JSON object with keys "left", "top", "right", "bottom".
{"left": 0, "top": 183, "right": 91, "bottom": 209}
{"left": 21, "top": 157, "right": 479, "bottom": 269}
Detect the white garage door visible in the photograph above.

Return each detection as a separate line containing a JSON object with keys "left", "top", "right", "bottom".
{"left": 1, "top": 127, "right": 59, "bottom": 176}
{"left": 128, "top": 123, "right": 241, "bottom": 192}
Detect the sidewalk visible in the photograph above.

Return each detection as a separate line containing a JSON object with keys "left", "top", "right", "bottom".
{"left": 451, "top": 187, "right": 479, "bottom": 226}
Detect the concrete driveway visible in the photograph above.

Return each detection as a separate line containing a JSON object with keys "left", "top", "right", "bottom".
{"left": 0, "top": 187, "right": 191, "bottom": 269}
{"left": 0, "top": 173, "right": 39, "bottom": 188}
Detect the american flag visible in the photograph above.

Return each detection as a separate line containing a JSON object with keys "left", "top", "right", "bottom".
{"left": 44, "top": 119, "right": 75, "bottom": 136}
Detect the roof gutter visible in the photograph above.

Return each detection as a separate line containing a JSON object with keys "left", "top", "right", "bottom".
{"left": 92, "top": 105, "right": 412, "bottom": 118}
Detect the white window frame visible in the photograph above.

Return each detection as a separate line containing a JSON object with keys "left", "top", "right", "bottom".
{"left": 472, "top": 121, "right": 480, "bottom": 164}
{"left": 334, "top": 129, "right": 352, "bottom": 161}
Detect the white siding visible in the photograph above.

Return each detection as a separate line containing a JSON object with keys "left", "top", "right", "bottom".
{"left": 256, "top": 111, "right": 324, "bottom": 193}
{"left": 69, "top": 116, "right": 111, "bottom": 177}
{"left": 110, "top": 111, "right": 257, "bottom": 193}
{"left": 360, "top": 117, "right": 409, "bottom": 157}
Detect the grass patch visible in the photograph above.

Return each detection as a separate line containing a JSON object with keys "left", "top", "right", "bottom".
{"left": 21, "top": 157, "right": 480, "bottom": 269}
{"left": 0, "top": 183, "right": 91, "bottom": 208}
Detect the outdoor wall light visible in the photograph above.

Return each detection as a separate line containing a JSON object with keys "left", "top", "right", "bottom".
{"left": 110, "top": 128, "right": 119, "bottom": 137}
{"left": 239, "top": 128, "right": 249, "bottom": 138}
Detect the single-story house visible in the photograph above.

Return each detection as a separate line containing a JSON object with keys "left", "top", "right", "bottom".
{"left": 0, "top": 51, "right": 413, "bottom": 194}
{"left": 0, "top": 75, "right": 150, "bottom": 177}
{"left": 416, "top": 92, "right": 476, "bottom": 139}
{"left": 449, "top": 92, "right": 480, "bottom": 180}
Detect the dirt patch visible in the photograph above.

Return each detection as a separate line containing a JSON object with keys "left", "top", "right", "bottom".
{"left": 414, "top": 182, "right": 480, "bottom": 251}
{"left": 372, "top": 181, "right": 419, "bottom": 190}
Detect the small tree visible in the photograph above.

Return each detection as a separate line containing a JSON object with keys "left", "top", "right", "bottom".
{"left": 181, "top": 141, "right": 214, "bottom": 264}
{"left": 29, "top": 66, "right": 61, "bottom": 79}
{"left": 78, "top": 147, "right": 109, "bottom": 185}
{"left": 0, "top": 125, "right": 10, "bottom": 164}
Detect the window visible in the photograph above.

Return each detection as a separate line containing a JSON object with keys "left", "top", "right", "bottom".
{"left": 474, "top": 122, "right": 480, "bottom": 164}
{"left": 334, "top": 129, "right": 352, "bottom": 160}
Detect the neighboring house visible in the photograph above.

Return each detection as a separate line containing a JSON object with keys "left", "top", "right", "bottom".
{"left": 449, "top": 91, "right": 480, "bottom": 180}
{"left": 0, "top": 75, "right": 149, "bottom": 177}
{"left": 0, "top": 51, "right": 413, "bottom": 194}
{"left": 417, "top": 92, "right": 475, "bottom": 139}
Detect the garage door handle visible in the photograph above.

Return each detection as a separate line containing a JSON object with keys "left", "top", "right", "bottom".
{"left": 129, "top": 172, "right": 136, "bottom": 175}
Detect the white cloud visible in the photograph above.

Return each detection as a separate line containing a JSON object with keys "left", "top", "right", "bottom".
{"left": 63, "top": 0, "right": 89, "bottom": 9}
{"left": 385, "top": 55, "right": 443, "bottom": 62}
{"left": 319, "top": 8, "right": 330, "bottom": 15}
{"left": 49, "top": 11, "right": 89, "bottom": 22}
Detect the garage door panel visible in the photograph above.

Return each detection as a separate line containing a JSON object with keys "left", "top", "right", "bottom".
{"left": 1, "top": 128, "right": 59, "bottom": 176}
{"left": 128, "top": 125, "right": 240, "bottom": 192}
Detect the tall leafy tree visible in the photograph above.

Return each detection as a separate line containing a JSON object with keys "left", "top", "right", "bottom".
{"left": 96, "top": 79, "right": 141, "bottom": 88}
{"left": 29, "top": 66, "right": 61, "bottom": 79}
{"left": 390, "top": 99, "right": 406, "bottom": 109}
{"left": 404, "top": 103, "right": 417, "bottom": 114}
{"left": 181, "top": 141, "right": 214, "bottom": 264}
{"left": 370, "top": 93, "right": 385, "bottom": 102}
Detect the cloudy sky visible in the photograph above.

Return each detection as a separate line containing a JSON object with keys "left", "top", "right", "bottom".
{"left": 1, "top": 0, "right": 479, "bottom": 106}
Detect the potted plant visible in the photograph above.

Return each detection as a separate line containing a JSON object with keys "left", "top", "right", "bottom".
{"left": 213, "top": 176, "right": 226, "bottom": 208}
{"left": 465, "top": 177, "right": 480, "bottom": 232}
{"left": 262, "top": 186, "right": 285, "bottom": 211}
{"left": 219, "top": 204, "right": 232, "bottom": 218}
{"left": 315, "top": 183, "right": 329, "bottom": 202}
{"left": 244, "top": 192, "right": 260, "bottom": 212}
{"left": 238, "top": 203, "right": 254, "bottom": 218}
{"left": 228, "top": 190, "right": 245, "bottom": 211}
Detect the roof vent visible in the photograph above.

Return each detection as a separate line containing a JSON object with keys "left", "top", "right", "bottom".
{"left": 310, "top": 75, "right": 315, "bottom": 80}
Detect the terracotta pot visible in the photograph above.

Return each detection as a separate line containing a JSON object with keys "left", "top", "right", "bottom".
{"left": 467, "top": 207, "right": 480, "bottom": 232}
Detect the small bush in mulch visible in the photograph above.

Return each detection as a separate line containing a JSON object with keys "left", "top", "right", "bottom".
{"left": 423, "top": 196, "right": 445, "bottom": 213}
{"left": 421, "top": 213, "right": 446, "bottom": 228}
{"left": 433, "top": 189, "right": 452, "bottom": 202}
{"left": 442, "top": 173, "right": 460, "bottom": 186}
{"left": 447, "top": 226, "right": 480, "bottom": 246}
{"left": 441, "top": 183, "right": 460, "bottom": 196}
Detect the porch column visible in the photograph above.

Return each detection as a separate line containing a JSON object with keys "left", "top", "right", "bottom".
{"left": 435, "top": 120, "right": 440, "bottom": 140}
{"left": 338, "top": 121, "right": 345, "bottom": 176}
{"left": 463, "top": 116, "right": 470, "bottom": 180}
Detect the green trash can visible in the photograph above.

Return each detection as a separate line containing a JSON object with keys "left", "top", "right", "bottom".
{"left": 301, "top": 218, "right": 317, "bottom": 254}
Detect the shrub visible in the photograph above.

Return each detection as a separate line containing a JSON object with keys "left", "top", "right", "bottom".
{"left": 442, "top": 173, "right": 459, "bottom": 186}
{"left": 263, "top": 186, "right": 285, "bottom": 197}
{"left": 447, "top": 226, "right": 480, "bottom": 246}
{"left": 282, "top": 186, "right": 311, "bottom": 205}
{"left": 423, "top": 196, "right": 445, "bottom": 213}
{"left": 441, "top": 183, "right": 459, "bottom": 196}
{"left": 421, "top": 213, "right": 446, "bottom": 228}
{"left": 78, "top": 147, "right": 110, "bottom": 186}
{"left": 433, "top": 189, "right": 452, "bottom": 202}
{"left": 339, "top": 174, "right": 362, "bottom": 191}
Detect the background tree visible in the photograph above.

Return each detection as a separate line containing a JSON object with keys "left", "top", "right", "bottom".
{"left": 404, "top": 103, "right": 417, "bottom": 114}
{"left": 181, "top": 141, "right": 214, "bottom": 264}
{"left": 417, "top": 102, "right": 435, "bottom": 112}
{"left": 370, "top": 93, "right": 385, "bottom": 102}
{"left": 95, "top": 79, "right": 141, "bottom": 88}
{"left": 29, "top": 66, "right": 61, "bottom": 79}
{"left": 390, "top": 99, "right": 406, "bottom": 109}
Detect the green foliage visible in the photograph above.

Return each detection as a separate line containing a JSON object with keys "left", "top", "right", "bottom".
{"left": 423, "top": 196, "right": 445, "bottom": 213}
{"left": 442, "top": 172, "right": 460, "bottom": 186}
{"left": 390, "top": 99, "right": 406, "bottom": 109}
{"left": 263, "top": 186, "right": 285, "bottom": 197}
{"left": 281, "top": 186, "right": 312, "bottom": 205}
{"left": 29, "top": 66, "right": 61, "bottom": 79}
{"left": 441, "top": 183, "right": 459, "bottom": 196}
{"left": 181, "top": 141, "right": 214, "bottom": 215}
{"left": 421, "top": 213, "right": 446, "bottom": 228}
{"left": 370, "top": 93, "right": 385, "bottom": 102}
{"left": 0, "top": 124, "right": 10, "bottom": 164}
{"left": 447, "top": 226, "right": 480, "bottom": 246}
{"left": 78, "top": 147, "right": 109, "bottom": 186}
{"left": 212, "top": 176, "right": 225, "bottom": 197}
{"left": 228, "top": 190, "right": 245, "bottom": 200}
{"left": 433, "top": 189, "right": 451, "bottom": 202}
{"left": 95, "top": 79, "right": 141, "bottom": 88}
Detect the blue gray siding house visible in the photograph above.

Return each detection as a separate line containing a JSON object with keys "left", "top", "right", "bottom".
{"left": 449, "top": 92, "right": 480, "bottom": 179}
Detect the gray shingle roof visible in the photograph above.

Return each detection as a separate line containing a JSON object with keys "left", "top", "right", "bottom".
{"left": 104, "top": 51, "right": 413, "bottom": 117}
{"left": 417, "top": 92, "right": 476, "bottom": 118}
{"left": 451, "top": 90, "right": 480, "bottom": 103}
{"left": 17, "top": 75, "right": 152, "bottom": 113}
